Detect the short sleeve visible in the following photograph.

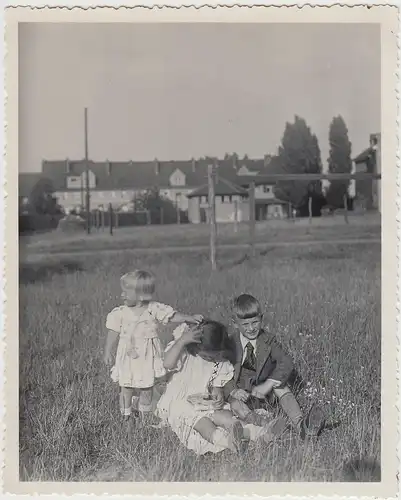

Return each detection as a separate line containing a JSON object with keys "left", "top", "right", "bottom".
{"left": 148, "top": 302, "right": 176, "bottom": 324}
{"left": 164, "top": 323, "right": 188, "bottom": 371}
{"left": 212, "top": 361, "right": 235, "bottom": 387}
{"left": 106, "top": 307, "right": 123, "bottom": 333}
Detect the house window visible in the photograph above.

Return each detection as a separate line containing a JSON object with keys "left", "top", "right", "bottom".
{"left": 228, "top": 195, "right": 232, "bottom": 203}
{"left": 221, "top": 196, "right": 226, "bottom": 203}
{"left": 111, "top": 191, "right": 117, "bottom": 198}
{"left": 201, "top": 195, "right": 208, "bottom": 204}
{"left": 263, "top": 185, "right": 272, "bottom": 194}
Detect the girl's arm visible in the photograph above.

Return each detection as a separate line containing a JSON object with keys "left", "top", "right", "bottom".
{"left": 103, "top": 329, "right": 119, "bottom": 365}
{"left": 163, "top": 326, "right": 202, "bottom": 370}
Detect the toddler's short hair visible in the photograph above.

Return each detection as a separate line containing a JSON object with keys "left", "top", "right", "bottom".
{"left": 232, "top": 294, "right": 262, "bottom": 319}
{"left": 120, "top": 270, "right": 155, "bottom": 302}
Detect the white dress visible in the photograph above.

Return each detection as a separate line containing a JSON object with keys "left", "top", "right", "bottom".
{"left": 156, "top": 324, "right": 235, "bottom": 455}
{"left": 106, "top": 302, "right": 175, "bottom": 388}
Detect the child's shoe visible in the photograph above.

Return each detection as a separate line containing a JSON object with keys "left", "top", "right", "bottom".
{"left": 299, "top": 403, "right": 326, "bottom": 440}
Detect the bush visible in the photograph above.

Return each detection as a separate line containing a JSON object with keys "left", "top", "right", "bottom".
{"left": 57, "top": 215, "right": 86, "bottom": 233}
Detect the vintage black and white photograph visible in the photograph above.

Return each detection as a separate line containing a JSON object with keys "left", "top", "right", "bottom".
{"left": 6, "top": 4, "right": 397, "bottom": 494}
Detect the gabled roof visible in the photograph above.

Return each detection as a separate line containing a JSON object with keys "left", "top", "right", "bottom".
{"left": 40, "top": 156, "right": 281, "bottom": 193}
{"left": 42, "top": 159, "right": 211, "bottom": 192}
{"left": 353, "top": 148, "right": 374, "bottom": 164}
{"left": 187, "top": 176, "right": 248, "bottom": 198}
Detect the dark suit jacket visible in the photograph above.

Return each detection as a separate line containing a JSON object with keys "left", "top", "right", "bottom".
{"left": 223, "top": 329, "right": 294, "bottom": 399}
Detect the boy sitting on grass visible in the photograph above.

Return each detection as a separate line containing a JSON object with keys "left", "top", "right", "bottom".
{"left": 223, "top": 293, "right": 326, "bottom": 440}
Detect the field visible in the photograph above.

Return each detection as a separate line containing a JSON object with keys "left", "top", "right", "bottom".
{"left": 19, "top": 223, "right": 381, "bottom": 482}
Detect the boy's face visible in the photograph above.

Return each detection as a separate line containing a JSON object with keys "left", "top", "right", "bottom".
{"left": 234, "top": 314, "right": 263, "bottom": 340}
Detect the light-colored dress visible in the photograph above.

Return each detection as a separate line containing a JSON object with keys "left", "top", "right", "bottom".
{"left": 156, "top": 323, "right": 234, "bottom": 455}
{"left": 106, "top": 302, "right": 175, "bottom": 388}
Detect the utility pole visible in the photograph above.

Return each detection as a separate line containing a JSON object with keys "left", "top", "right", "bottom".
{"left": 84, "top": 107, "right": 91, "bottom": 234}
{"left": 208, "top": 163, "right": 217, "bottom": 270}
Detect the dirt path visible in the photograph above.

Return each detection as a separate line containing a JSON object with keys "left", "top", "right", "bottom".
{"left": 21, "top": 237, "right": 380, "bottom": 262}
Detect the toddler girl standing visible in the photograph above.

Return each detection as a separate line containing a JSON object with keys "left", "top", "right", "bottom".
{"left": 104, "top": 270, "right": 202, "bottom": 420}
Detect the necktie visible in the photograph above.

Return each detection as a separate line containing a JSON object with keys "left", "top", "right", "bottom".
{"left": 243, "top": 342, "right": 256, "bottom": 372}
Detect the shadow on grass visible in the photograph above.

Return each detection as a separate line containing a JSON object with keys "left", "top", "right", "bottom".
{"left": 19, "top": 259, "right": 84, "bottom": 285}
{"left": 342, "top": 458, "right": 381, "bottom": 482}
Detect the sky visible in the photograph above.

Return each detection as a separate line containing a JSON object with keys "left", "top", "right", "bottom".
{"left": 19, "top": 22, "right": 380, "bottom": 173}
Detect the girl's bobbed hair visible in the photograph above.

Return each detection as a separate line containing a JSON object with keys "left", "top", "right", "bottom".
{"left": 120, "top": 270, "right": 155, "bottom": 302}
{"left": 186, "top": 319, "right": 235, "bottom": 364}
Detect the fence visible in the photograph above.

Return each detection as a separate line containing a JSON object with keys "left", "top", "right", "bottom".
{"left": 85, "top": 206, "right": 189, "bottom": 231}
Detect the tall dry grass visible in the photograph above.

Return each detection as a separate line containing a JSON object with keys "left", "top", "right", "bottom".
{"left": 19, "top": 243, "right": 380, "bottom": 481}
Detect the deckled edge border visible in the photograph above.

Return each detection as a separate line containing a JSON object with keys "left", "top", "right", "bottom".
{"left": 1, "top": 3, "right": 399, "bottom": 499}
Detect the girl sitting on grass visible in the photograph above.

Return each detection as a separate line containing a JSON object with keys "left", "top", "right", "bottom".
{"left": 156, "top": 320, "right": 287, "bottom": 455}
{"left": 103, "top": 270, "right": 203, "bottom": 421}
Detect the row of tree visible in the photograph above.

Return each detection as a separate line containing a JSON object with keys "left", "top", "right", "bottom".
{"left": 273, "top": 115, "right": 352, "bottom": 210}
{"left": 222, "top": 115, "right": 353, "bottom": 211}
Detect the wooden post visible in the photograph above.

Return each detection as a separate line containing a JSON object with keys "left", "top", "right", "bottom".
{"left": 308, "top": 196, "right": 312, "bottom": 224}
{"left": 289, "top": 202, "right": 292, "bottom": 219}
{"left": 109, "top": 203, "right": 113, "bottom": 235}
{"left": 101, "top": 209, "right": 105, "bottom": 231}
{"left": 234, "top": 200, "right": 239, "bottom": 233}
{"left": 208, "top": 163, "right": 217, "bottom": 270}
{"left": 115, "top": 211, "right": 119, "bottom": 229}
{"left": 95, "top": 209, "right": 100, "bottom": 230}
{"left": 176, "top": 203, "right": 181, "bottom": 225}
{"left": 146, "top": 210, "right": 151, "bottom": 225}
{"left": 249, "top": 182, "right": 256, "bottom": 257}
{"left": 343, "top": 194, "right": 349, "bottom": 224}
{"left": 84, "top": 108, "right": 91, "bottom": 235}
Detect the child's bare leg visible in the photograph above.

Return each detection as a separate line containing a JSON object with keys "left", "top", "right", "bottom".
{"left": 120, "top": 387, "right": 134, "bottom": 419}
{"left": 194, "top": 416, "right": 239, "bottom": 451}
{"left": 138, "top": 388, "right": 153, "bottom": 413}
{"left": 211, "top": 410, "right": 246, "bottom": 450}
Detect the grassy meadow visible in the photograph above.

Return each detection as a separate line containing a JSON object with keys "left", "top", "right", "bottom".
{"left": 19, "top": 239, "right": 381, "bottom": 482}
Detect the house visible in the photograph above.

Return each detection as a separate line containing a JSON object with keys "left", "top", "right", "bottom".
{"left": 41, "top": 158, "right": 209, "bottom": 214}
{"left": 37, "top": 155, "right": 289, "bottom": 221}
{"left": 187, "top": 177, "right": 249, "bottom": 223}
{"left": 352, "top": 133, "right": 381, "bottom": 212}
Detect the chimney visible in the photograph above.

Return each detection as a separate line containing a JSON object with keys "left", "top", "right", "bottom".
{"left": 191, "top": 157, "right": 196, "bottom": 172}
{"left": 65, "top": 158, "right": 71, "bottom": 174}
{"left": 106, "top": 159, "right": 111, "bottom": 176}
{"left": 214, "top": 158, "right": 219, "bottom": 184}
{"left": 370, "top": 134, "right": 379, "bottom": 149}
{"left": 233, "top": 156, "right": 237, "bottom": 170}
{"left": 154, "top": 158, "right": 160, "bottom": 175}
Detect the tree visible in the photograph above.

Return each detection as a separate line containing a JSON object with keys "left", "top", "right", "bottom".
{"left": 326, "top": 116, "right": 353, "bottom": 208}
{"left": 30, "top": 178, "right": 63, "bottom": 215}
{"left": 133, "top": 188, "right": 188, "bottom": 224}
{"left": 274, "top": 115, "right": 323, "bottom": 208}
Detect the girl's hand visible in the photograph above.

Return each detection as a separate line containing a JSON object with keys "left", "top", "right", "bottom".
{"left": 103, "top": 351, "right": 114, "bottom": 367}
{"left": 192, "top": 314, "right": 204, "bottom": 324}
{"left": 180, "top": 325, "right": 202, "bottom": 346}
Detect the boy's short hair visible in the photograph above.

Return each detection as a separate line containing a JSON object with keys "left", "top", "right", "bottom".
{"left": 232, "top": 294, "right": 262, "bottom": 319}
